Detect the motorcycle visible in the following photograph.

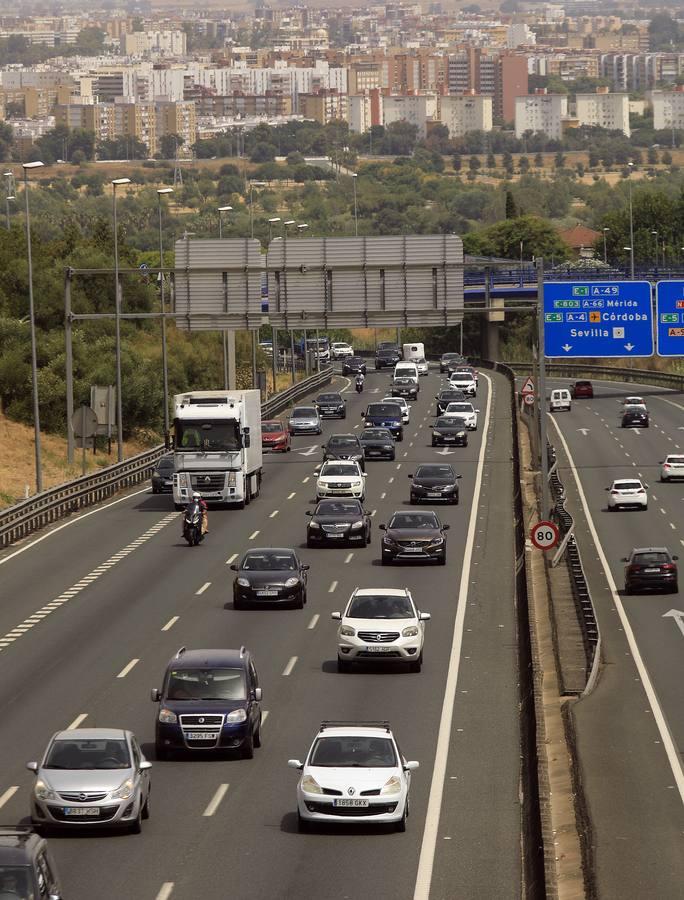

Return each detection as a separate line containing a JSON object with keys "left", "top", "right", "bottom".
{"left": 183, "top": 504, "right": 204, "bottom": 546}
{"left": 355, "top": 377, "right": 364, "bottom": 394}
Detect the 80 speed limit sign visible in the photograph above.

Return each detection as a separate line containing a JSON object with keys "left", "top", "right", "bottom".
{"left": 530, "top": 520, "right": 559, "bottom": 551}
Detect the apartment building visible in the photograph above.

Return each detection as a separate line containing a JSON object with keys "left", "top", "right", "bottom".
{"left": 515, "top": 91, "right": 568, "bottom": 139}
{"left": 54, "top": 101, "right": 116, "bottom": 141}
{"left": 348, "top": 89, "right": 383, "bottom": 132}
{"left": 575, "top": 87, "right": 630, "bottom": 135}
{"left": 383, "top": 93, "right": 437, "bottom": 138}
{"left": 439, "top": 93, "right": 492, "bottom": 137}
{"left": 196, "top": 93, "right": 293, "bottom": 118}
{"left": 0, "top": 84, "right": 71, "bottom": 118}
{"left": 155, "top": 99, "right": 197, "bottom": 150}
{"left": 121, "top": 30, "right": 187, "bottom": 57}
{"left": 447, "top": 48, "right": 527, "bottom": 122}
{"left": 299, "top": 89, "right": 348, "bottom": 124}
{"left": 652, "top": 87, "right": 684, "bottom": 131}
{"left": 114, "top": 97, "right": 156, "bottom": 153}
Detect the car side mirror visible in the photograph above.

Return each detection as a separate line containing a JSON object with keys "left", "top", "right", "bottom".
{"left": 230, "top": 563, "right": 238, "bottom": 571}
{"left": 306, "top": 510, "right": 313, "bottom": 516}
{"left": 150, "top": 688, "right": 161, "bottom": 702}
{"left": 140, "top": 761, "right": 153, "bottom": 771}
{"left": 288, "top": 759, "right": 303, "bottom": 770}
{"left": 428, "top": 424, "right": 434, "bottom": 428}
{"left": 379, "top": 524, "right": 387, "bottom": 530}
{"left": 456, "top": 474, "right": 462, "bottom": 479}
{"left": 48, "top": 894, "right": 62, "bottom": 900}
{"left": 419, "top": 612, "right": 431, "bottom": 621}
{"left": 302, "top": 564, "right": 310, "bottom": 571}
{"left": 476, "top": 409, "right": 480, "bottom": 413}
{"left": 26, "top": 761, "right": 38, "bottom": 773}
{"left": 644, "top": 484, "right": 649, "bottom": 489}
{"left": 408, "top": 473, "right": 413, "bottom": 478}
{"left": 673, "top": 555, "right": 679, "bottom": 561}
{"left": 254, "top": 687, "right": 263, "bottom": 701}
{"left": 331, "top": 611, "right": 341, "bottom": 620}
{"left": 604, "top": 487, "right": 609, "bottom": 491}
{"left": 321, "top": 445, "right": 326, "bottom": 449}
{"left": 621, "top": 557, "right": 629, "bottom": 562}
{"left": 404, "top": 760, "right": 420, "bottom": 771}
{"left": 443, "top": 524, "right": 450, "bottom": 531}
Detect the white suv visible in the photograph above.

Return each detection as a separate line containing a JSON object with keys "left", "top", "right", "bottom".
{"left": 316, "top": 460, "right": 366, "bottom": 501}
{"left": 288, "top": 721, "right": 419, "bottom": 832}
{"left": 331, "top": 342, "right": 354, "bottom": 359}
{"left": 443, "top": 401, "right": 479, "bottom": 430}
{"left": 449, "top": 370, "right": 477, "bottom": 396}
{"left": 606, "top": 478, "right": 648, "bottom": 510}
{"left": 332, "top": 587, "right": 430, "bottom": 672}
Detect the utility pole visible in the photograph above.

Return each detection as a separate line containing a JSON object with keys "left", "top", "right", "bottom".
{"left": 537, "top": 258, "right": 549, "bottom": 518}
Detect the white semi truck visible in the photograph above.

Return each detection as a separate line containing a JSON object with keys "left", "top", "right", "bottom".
{"left": 172, "top": 390, "right": 263, "bottom": 509}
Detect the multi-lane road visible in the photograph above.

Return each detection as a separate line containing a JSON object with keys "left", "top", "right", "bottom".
{"left": 545, "top": 377, "right": 684, "bottom": 899}
{"left": 0, "top": 366, "right": 522, "bottom": 900}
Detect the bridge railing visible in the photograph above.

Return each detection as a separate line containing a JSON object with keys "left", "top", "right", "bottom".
{"left": 504, "top": 360, "right": 684, "bottom": 391}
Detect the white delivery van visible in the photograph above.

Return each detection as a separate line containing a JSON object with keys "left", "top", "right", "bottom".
{"left": 394, "top": 362, "right": 419, "bottom": 382}
{"left": 550, "top": 389, "right": 572, "bottom": 412}
{"left": 403, "top": 343, "right": 425, "bottom": 362}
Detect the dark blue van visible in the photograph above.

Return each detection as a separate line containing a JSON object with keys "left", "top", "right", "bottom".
{"left": 362, "top": 402, "right": 404, "bottom": 441}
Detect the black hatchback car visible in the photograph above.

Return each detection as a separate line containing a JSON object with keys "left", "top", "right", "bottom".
{"left": 322, "top": 434, "right": 366, "bottom": 471}
{"left": 409, "top": 464, "right": 462, "bottom": 504}
{"left": 152, "top": 647, "right": 262, "bottom": 759}
{"left": 431, "top": 415, "right": 468, "bottom": 447}
{"left": 435, "top": 389, "right": 466, "bottom": 415}
{"left": 359, "top": 427, "right": 395, "bottom": 460}
{"left": 621, "top": 405, "right": 649, "bottom": 428}
{"left": 379, "top": 511, "right": 450, "bottom": 565}
{"left": 342, "top": 356, "right": 367, "bottom": 375}
{"left": 151, "top": 453, "right": 175, "bottom": 493}
{"left": 391, "top": 376, "right": 419, "bottom": 400}
{"left": 375, "top": 348, "right": 402, "bottom": 369}
{"left": 231, "top": 547, "right": 309, "bottom": 609}
{"left": 315, "top": 392, "right": 346, "bottom": 419}
{"left": 306, "top": 499, "right": 371, "bottom": 547}
{"left": 0, "top": 828, "right": 63, "bottom": 899}
{"left": 439, "top": 352, "right": 465, "bottom": 373}
{"left": 623, "top": 547, "right": 678, "bottom": 594}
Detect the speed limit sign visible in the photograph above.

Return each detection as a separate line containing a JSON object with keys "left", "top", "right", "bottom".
{"left": 530, "top": 520, "right": 559, "bottom": 551}
{"left": 523, "top": 393, "right": 535, "bottom": 406}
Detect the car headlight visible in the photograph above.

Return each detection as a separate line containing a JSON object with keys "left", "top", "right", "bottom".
{"left": 158, "top": 708, "right": 178, "bottom": 724}
{"left": 309, "top": 521, "right": 321, "bottom": 529}
{"left": 111, "top": 778, "right": 134, "bottom": 801}
{"left": 457, "top": 431, "right": 466, "bottom": 438}
{"left": 384, "top": 444, "right": 394, "bottom": 450}
{"left": 383, "top": 536, "right": 394, "bottom": 545}
{"left": 430, "top": 537, "right": 444, "bottom": 546}
{"left": 402, "top": 626, "right": 419, "bottom": 637}
{"left": 301, "top": 775, "right": 323, "bottom": 795}
{"left": 380, "top": 775, "right": 402, "bottom": 796}
{"left": 236, "top": 577, "right": 250, "bottom": 587}
{"left": 433, "top": 431, "right": 442, "bottom": 437}
{"left": 350, "top": 521, "right": 364, "bottom": 530}
{"left": 352, "top": 480, "right": 362, "bottom": 487}
{"left": 226, "top": 708, "right": 247, "bottom": 723}
{"left": 340, "top": 625, "right": 356, "bottom": 636}
{"left": 285, "top": 577, "right": 300, "bottom": 587}
{"left": 34, "top": 779, "right": 57, "bottom": 801}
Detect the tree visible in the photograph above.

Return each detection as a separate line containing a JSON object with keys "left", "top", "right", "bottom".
{"left": 534, "top": 152, "right": 544, "bottom": 168}
{"left": 487, "top": 152, "right": 496, "bottom": 168}
{"left": 649, "top": 13, "right": 681, "bottom": 52}
{"left": 554, "top": 151, "right": 565, "bottom": 169}
{"left": 505, "top": 190, "right": 518, "bottom": 219}
{"left": 519, "top": 155, "right": 530, "bottom": 174}
{"left": 663, "top": 150, "right": 673, "bottom": 165}
{"left": 648, "top": 147, "right": 659, "bottom": 165}
{"left": 462, "top": 214, "right": 570, "bottom": 262}
{"left": 384, "top": 120, "right": 419, "bottom": 156}
{"left": 452, "top": 153, "right": 462, "bottom": 172}
{"left": 159, "top": 133, "right": 184, "bottom": 160}
{"left": 250, "top": 142, "right": 277, "bottom": 164}
{"left": 469, "top": 155, "right": 481, "bottom": 171}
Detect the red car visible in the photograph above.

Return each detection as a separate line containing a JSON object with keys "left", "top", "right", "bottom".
{"left": 261, "top": 419, "right": 291, "bottom": 452}
{"left": 570, "top": 380, "right": 594, "bottom": 399}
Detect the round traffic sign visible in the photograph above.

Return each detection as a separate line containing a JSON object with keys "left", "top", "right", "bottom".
{"left": 523, "top": 393, "right": 535, "bottom": 406}
{"left": 530, "top": 520, "right": 559, "bottom": 551}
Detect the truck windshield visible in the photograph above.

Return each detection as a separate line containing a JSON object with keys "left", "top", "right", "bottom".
{"left": 176, "top": 420, "right": 240, "bottom": 451}
{"left": 0, "top": 867, "right": 31, "bottom": 898}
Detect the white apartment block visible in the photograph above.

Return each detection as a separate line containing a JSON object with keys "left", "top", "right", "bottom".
{"left": 575, "top": 90, "right": 630, "bottom": 136}
{"left": 507, "top": 24, "right": 536, "bottom": 48}
{"left": 439, "top": 94, "right": 492, "bottom": 137}
{"left": 383, "top": 94, "right": 437, "bottom": 138}
{"left": 515, "top": 92, "right": 568, "bottom": 139}
{"left": 348, "top": 92, "right": 383, "bottom": 133}
{"left": 652, "top": 89, "right": 684, "bottom": 130}
{"left": 121, "top": 31, "right": 187, "bottom": 58}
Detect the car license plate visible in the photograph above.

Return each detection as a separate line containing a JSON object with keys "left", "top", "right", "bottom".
{"left": 427, "top": 492, "right": 441, "bottom": 497}
{"left": 257, "top": 590, "right": 279, "bottom": 596}
{"left": 63, "top": 807, "right": 100, "bottom": 816}
{"left": 333, "top": 798, "right": 369, "bottom": 807}
{"left": 186, "top": 732, "right": 216, "bottom": 740}
{"left": 404, "top": 547, "right": 422, "bottom": 553}
{"left": 365, "top": 646, "right": 394, "bottom": 653}
{"left": 644, "top": 568, "right": 660, "bottom": 573}
{"left": 443, "top": 437, "right": 455, "bottom": 442}
{"left": 326, "top": 534, "right": 343, "bottom": 539}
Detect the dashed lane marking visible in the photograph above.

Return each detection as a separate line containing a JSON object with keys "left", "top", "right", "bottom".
{"left": 0, "top": 787, "right": 18, "bottom": 810}
{"left": 116, "top": 659, "right": 139, "bottom": 679}
{"left": 162, "top": 617, "right": 179, "bottom": 632}
{"left": 345, "top": 553, "right": 354, "bottom": 564}
{"left": 282, "top": 656, "right": 298, "bottom": 677}
{"left": 155, "top": 885, "right": 174, "bottom": 900}
{"left": 196, "top": 582, "right": 211, "bottom": 595}
{"left": 249, "top": 530, "right": 260, "bottom": 540}
{"left": 203, "top": 784, "right": 229, "bottom": 817}
{"left": 307, "top": 614, "right": 319, "bottom": 630}
{"left": 226, "top": 553, "right": 237, "bottom": 565}
{"left": 269, "top": 510, "right": 279, "bottom": 518}
{"left": 287, "top": 492, "right": 296, "bottom": 500}
{"left": 328, "top": 580, "right": 338, "bottom": 593}
{"left": 67, "top": 713, "right": 88, "bottom": 730}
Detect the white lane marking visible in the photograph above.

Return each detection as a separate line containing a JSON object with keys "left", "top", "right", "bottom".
{"left": 116, "top": 658, "right": 140, "bottom": 679}
{"left": 155, "top": 884, "right": 174, "bottom": 900}
{"left": 381, "top": 492, "right": 387, "bottom": 499}
{"left": 670, "top": 522, "right": 677, "bottom": 530}
{"left": 288, "top": 492, "right": 296, "bottom": 499}
{"left": 389, "top": 476, "right": 395, "bottom": 484}
{"left": 196, "top": 582, "right": 211, "bottom": 595}
{"left": 226, "top": 553, "right": 237, "bottom": 565}
{"left": 345, "top": 553, "right": 354, "bottom": 564}
{"left": 661, "top": 508, "right": 667, "bottom": 515}
{"left": 282, "top": 656, "right": 298, "bottom": 677}
{"left": 396, "top": 463, "right": 402, "bottom": 469}
{"left": 203, "top": 784, "right": 229, "bottom": 817}
{"left": 414, "top": 371, "right": 493, "bottom": 900}
{"left": 370, "top": 509, "right": 377, "bottom": 517}
{"left": 162, "top": 616, "right": 179, "bottom": 632}
{"left": 0, "top": 787, "right": 19, "bottom": 809}
{"left": 409, "top": 442, "right": 414, "bottom": 447}
{"left": 328, "top": 580, "right": 338, "bottom": 593}
{"left": 67, "top": 713, "right": 88, "bottom": 730}
{"left": 249, "top": 530, "right": 260, "bottom": 540}
{"left": 302, "top": 476, "right": 310, "bottom": 483}
{"left": 269, "top": 510, "right": 279, "bottom": 518}
{"left": 547, "top": 414, "right": 684, "bottom": 808}
{"left": 307, "top": 614, "right": 320, "bottom": 630}
{"left": 0, "top": 512, "right": 180, "bottom": 654}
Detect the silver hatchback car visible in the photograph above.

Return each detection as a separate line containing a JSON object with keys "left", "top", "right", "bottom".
{"left": 288, "top": 406, "right": 323, "bottom": 435}
{"left": 28, "top": 728, "right": 151, "bottom": 833}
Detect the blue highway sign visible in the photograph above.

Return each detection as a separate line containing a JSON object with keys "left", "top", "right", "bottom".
{"left": 656, "top": 281, "right": 684, "bottom": 357}
{"left": 543, "top": 281, "right": 653, "bottom": 358}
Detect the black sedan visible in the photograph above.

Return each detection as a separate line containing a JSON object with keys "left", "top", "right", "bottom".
{"left": 231, "top": 548, "right": 309, "bottom": 609}
{"left": 342, "top": 357, "right": 367, "bottom": 375}
{"left": 621, "top": 406, "right": 649, "bottom": 428}
{"left": 379, "top": 511, "right": 450, "bottom": 565}
{"left": 623, "top": 546, "right": 678, "bottom": 594}
{"left": 435, "top": 389, "right": 466, "bottom": 415}
{"left": 151, "top": 453, "right": 175, "bottom": 493}
{"left": 322, "top": 434, "right": 366, "bottom": 471}
{"left": 358, "top": 427, "right": 395, "bottom": 461}
{"left": 306, "top": 499, "right": 371, "bottom": 547}
{"left": 430, "top": 415, "right": 468, "bottom": 447}
{"left": 391, "top": 377, "right": 419, "bottom": 400}
{"left": 374, "top": 348, "right": 401, "bottom": 369}
{"left": 315, "top": 391, "right": 346, "bottom": 419}
{"left": 409, "top": 464, "right": 461, "bottom": 505}
{"left": 439, "top": 352, "right": 465, "bottom": 374}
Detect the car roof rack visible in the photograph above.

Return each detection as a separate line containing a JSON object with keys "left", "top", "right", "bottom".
{"left": 320, "top": 720, "right": 391, "bottom": 733}
{"left": 175, "top": 646, "right": 186, "bottom": 658}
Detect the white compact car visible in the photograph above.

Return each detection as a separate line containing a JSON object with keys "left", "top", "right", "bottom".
{"left": 331, "top": 342, "right": 354, "bottom": 359}
{"left": 414, "top": 357, "right": 429, "bottom": 376}
{"left": 606, "top": 478, "right": 648, "bottom": 510}
{"left": 316, "top": 460, "right": 366, "bottom": 501}
{"left": 622, "top": 396, "right": 645, "bottom": 407}
{"left": 382, "top": 396, "right": 410, "bottom": 424}
{"left": 660, "top": 454, "right": 684, "bottom": 482}
{"left": 448, "top": 371, "right": 477, "bottom": 397}
{"left": 288, "top": 721, "right": 419, "bottom": 832}
{"left": 332, "top": 587, "right": 430, "bottom": 672}
{"left": 443, "top": 401, "right": 479, "bottom": 430}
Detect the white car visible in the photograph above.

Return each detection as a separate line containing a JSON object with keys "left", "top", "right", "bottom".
{"left": 414, "top": 357, "right": 429, "bottom": 376}
{"left": 606, "top": 478, "right": 648, "bottom": 510}
{"left": 316, "top": 460, "right": 366, "bottom": 501}
{"left": 332, "top": 587, "right": 430, "bottom": 672}
{"left": 448, "top": 371, "right": 477, "bottom": 396}
{"left": 331, "top": 342, "right": 354, "bottom": 359}
{"left": 443, "top": 401, "right": 479, "bottom": 430}
{"left": 382, "top": 396, "right": 409, "bottom": 424}
{"left": 288, "top": 722, "right": 419, "bottom": 832}
{"left": 660, "top": 454, "right": 684, "bottom": 482}
{"left": 622, "top": 396, "right": 645, "bottom": 407}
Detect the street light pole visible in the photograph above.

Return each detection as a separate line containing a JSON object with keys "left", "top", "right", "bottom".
{"left": 23, "top": 161, "right": 44, "bottom": 494}
{"left": 351, "top": 173, "right": 358, "bottom": 236}
{"left": 603, "top": 227, "right": 609, "bottom": 264}
{"left": 217, "top": 206, "right": 234, "bottom": 391}
{"left": 157, "top": 187, "right": 173, "bottom": 441}
{"left": 218, "top": 205, "right": 232, "bottom": 239}
{"left": 297, "top": 223, "right": 309, "bottom": 236}
{"left": 249, "top": 181, "right": 266, "bottom": 239}
{"left": 627, "top": 162, "right": 635, "bottom": 279}
{"left": 651, "top": 230, "right": 658, "bottom": 268}
{"left": 4, "top": 171, "right": 14, "bottom": 230}
{"left": 112, "top": 177, "right": 131, "bottom": 462}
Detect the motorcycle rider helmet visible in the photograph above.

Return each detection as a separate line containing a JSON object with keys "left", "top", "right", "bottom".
{"left": 192, "top": 491, "right": 201, "bottom": 499}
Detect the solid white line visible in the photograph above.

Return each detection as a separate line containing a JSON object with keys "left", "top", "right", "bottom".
{"left": 328, "top": 580, "right": 338, "bottom": 592}
{"left": 226, "top": 553, "right": 237, "bottom": 565}
{"left": 196, "top": 582, "right": 211, "bottom": 595}
{"left": 307, "top": 614, "right": 320, "bottom": 630}
{"left": 282, "top": 656, "right": 298, "bottom": 676}
{"left": 202, "top": 784, "right": 229, "bottom": 817}
{"left": 67, "top": 713, "right": 88, "bottom": 731}
{"left": 162, "top": 616, "right": 179, "bottom": 632}
{"left": 548, "top": 414, "right": 684, "bottom": 807}
{"left": 249, "top": 530, "right": 260, "bottom": 540}
{"left": 155, "top": 884, "right": 174, "bottom": 900}
{"left": 0, "top": 787, "right": 18, "bottom": 809}
{"left": 414, "top": 372, "right": 493, "bottom": 900}
{"left": 116, "top": 658, "right": 139, "bottom": 679}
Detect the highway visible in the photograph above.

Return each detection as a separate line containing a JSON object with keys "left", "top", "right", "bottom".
{"left": 0, "top": 366, "right": 522, "bottom": 900}
{"left": 544, "top": 377, "right": 684, "bottom": 899}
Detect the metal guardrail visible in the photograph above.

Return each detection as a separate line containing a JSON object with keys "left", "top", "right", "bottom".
{"left": 0, "top": 367, "right": 333, "bottom": 550}
{"left": 505, "top": 361, "right": 684, "bottom": 391}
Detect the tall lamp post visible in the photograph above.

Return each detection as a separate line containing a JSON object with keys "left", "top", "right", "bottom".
{"left": 249, "top": 181, "right": 266, "bottom": 239}
{"left": 157, "top": 187, "right": 173, "bottom": 441}
{"left": 218, "top": 205, "right": 234, "bottom": 391}
{"left": 351, "top": 173, "right": 358, "bottom": 236}
{"left": 112, "top": 177, "right": 131, "bottom": 462}
{"left": 218, "top": 205, "right": 232, "bottom": 239}
{"left": 602, "top": 227, "right": 609, "bottom": 264}
{"left": 23, "top": 161, "right": 44, "bottom": 494}
{"left": 627, "top": 162, "right": 635, "bottom": 279}
{"left": 4, "top": 171, "right": 14, "bottom": 230}
{"left": 651, "top": 230, "right": 658, "bottom": 268}
{"left": 297, "top": 223, "right": 309, "bottom": 236}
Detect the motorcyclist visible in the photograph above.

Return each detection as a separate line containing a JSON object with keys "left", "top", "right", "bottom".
{"left": 355, "top": 372, "right": 365, "bottom": 392}
{"left": 184, "top": 491, "right": 208, "bottom": 536}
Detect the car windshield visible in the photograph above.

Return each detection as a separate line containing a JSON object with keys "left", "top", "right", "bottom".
{"left": 393, "top": 379, "right": 415, "bottom": 386}
{"left": 666, "top": 456, "right": 684, "bottom": 463}
{"left": 45, "top": 738, "right": 131, "bottom": 770}
{"left": 442, "top": 353, "right": 460, "bottom": 360}
{"left": 316, "top": 501, "right": 362, "bottom": 515}
{"left": 615, "top": 482, "right": 643, "bottom": 490}
{"left": 576, "top": 382, "right": 591, "bottom": 387}
{"left": 367, "top": 404, "right": 401, "bottom": 417}
{"left": 415, "top": 357, "right": 426, "bottom": 364}
{"left": 436, "top": 417, "right": 465, "bottom": 428}
{"left": 415, "top": 465, "right": 454, "bottom": 479}
{"left": 166, "top": 668, "right": 246, "bottom": 701}
{"left": 157, "top": 458, "right": 174, "bottom": 470}
{"left": 349, "top": 358, "right": 364, "bottom": 364}
{"left": 361, "top": 429, "right": 392, "bottom": 440}
{"left": 328, "top": 437, "right": 358, "bottom": 449}
{"left": 633, "top": 552, "right": 670, "bottom": 565}
{"left": 624, "top": 406, "right": 645, "bottom": 412}
{"left": 624, "top": 397, "right": 643, "bottom": 404}
{"left": 0, "top": 867, "right": 31, "bottom": 897}
{"left": 262, "top": 422, "right": 283, "bottom": 433}
{"left": 347, "top": 594, "right": 414, "bottom": 619}
{"left": 439, "top": 391, "right": 463, "bottom": 400}
{"left": 241, "top": 552, "right": 297, "bottom": 570}
{"left": 378, "top": 350, "right": 396, "bottom": 357}
{"left": 451, "top": 372, "right": 474, "bottom": 380}
{"left": 446, "top": 403, "right": 472, "bottom": 413}
{"left": 321, "top": 463, "right": 358, "bottom": 476}
{"left": 310, "top": 735, "right": 397, "bottom": 767}
{"left": 389, "top": 513, "right": 440, "bottom": 529}
{"left": 293, "top": 408, "right": 317, "bottom": 418}
{"left": 176, "top": 420, "right": 241, "bottom": 451}
{"left": 318, "top": 394, "right": 341, "bottom": 403}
